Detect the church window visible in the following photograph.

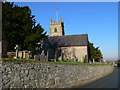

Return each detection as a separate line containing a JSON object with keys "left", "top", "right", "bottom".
{"left": 54, "top": 28, "right": 57, "bottom": 32}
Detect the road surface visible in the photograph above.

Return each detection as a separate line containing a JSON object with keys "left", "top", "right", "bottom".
{"left": 75, "top": 67, "right": 119, "bottom": 88}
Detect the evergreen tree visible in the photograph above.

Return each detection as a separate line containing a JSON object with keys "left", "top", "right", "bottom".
{"left": 89, "top": 42, "right": 103, "bottom": 62}
{"left": 24, "top": 24, "right": 47, "bottom": 51}
{"left": 2, "top": 2, "right": 47, "bottom": 51}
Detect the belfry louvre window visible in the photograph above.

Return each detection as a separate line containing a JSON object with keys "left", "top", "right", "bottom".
{"left": 54, "top": 28, "right": 57, "bottom": 32}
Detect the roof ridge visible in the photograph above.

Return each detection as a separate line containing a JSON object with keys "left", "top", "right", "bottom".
{"left": 48, "top": 34, "right": 88, "bottom": 37}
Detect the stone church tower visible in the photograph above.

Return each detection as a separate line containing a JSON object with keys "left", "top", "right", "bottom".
{"left": 50, "top": 17, "right": 65, "bottom": 36}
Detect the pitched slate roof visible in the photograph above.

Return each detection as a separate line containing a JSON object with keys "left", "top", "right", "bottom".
{"left": 48, "top": 34, "right": 88, "bottom": 47}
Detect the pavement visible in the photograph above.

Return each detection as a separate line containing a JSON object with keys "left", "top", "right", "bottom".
{"left": 74, "top": 67, "right": 120, "bottom": 88}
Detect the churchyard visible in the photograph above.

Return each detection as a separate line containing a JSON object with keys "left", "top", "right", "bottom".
{"left": 1, "top": 58, "right": 112, "bottom": 66}
{"left": 0, "top": 41, "right": 111, "bottom": 65}
{"left": 2, "top": 2, "right": 115, "bottom": 64}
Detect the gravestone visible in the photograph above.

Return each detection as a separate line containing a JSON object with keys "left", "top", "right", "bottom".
{"left": 40, "top": 50, "right": 47, "bottom": 60}
{"left": 93, "top": 59, "right": 95, "bottom": 63}
{"left": 14, "top": 45, "right": 20, "bottom": 59}
{"left": 23, "top": 51, "right": 30, "bottom": 59}
{"left": 34, "top": 49, "right": 40, "bottom": 60}
{"left": 18, "top": 50, "right": 30, "bottom": 59}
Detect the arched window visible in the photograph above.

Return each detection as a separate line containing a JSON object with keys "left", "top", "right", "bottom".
{"left": 54, "top": 28, "right": 57, "bottom": 32}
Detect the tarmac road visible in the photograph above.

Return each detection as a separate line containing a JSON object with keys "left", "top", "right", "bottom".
{"left": 76, "top": 67, "right": 119, "bottom": 88}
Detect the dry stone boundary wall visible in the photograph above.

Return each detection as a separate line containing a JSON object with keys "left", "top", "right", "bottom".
{"left": 1, "top": 61, "right": 114, "bottom": 88}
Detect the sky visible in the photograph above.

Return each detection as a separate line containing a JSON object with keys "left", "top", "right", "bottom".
{"left": 7, "top": 0, "right": 120, "bottom": 2}
{"left": 14, "top": 2, "right": 118, "bottom": 61}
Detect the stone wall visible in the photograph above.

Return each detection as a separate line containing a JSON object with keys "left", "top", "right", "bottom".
{"left": 60, "top": 46, "right": 88, "bottom": 62}
{"left": 1, "top": 61, "right": 114, "bottom": 88}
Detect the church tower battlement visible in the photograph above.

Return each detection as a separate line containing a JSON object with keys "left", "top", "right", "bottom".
{"left": 50, "top": 17, "right": 65, "bottom": 36}
{"left": 49, "top": 8, "right": 65, "bottom": 36}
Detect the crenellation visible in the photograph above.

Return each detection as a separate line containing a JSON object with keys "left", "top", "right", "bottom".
{"left": 50, "top": 17, "right": 65, "bottom": 36}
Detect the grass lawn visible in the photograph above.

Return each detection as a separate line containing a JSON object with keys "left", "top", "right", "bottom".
{"left": 0, "top": 58, "right": 112, "bottom": 66}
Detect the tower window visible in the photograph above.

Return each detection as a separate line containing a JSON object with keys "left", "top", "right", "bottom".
{"left": 54, "top": 28, "right": 57, "bottom": 32}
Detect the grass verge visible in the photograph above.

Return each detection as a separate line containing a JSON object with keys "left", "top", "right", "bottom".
{"left": 0, "top": 58, "right": 112, "bottom": 66}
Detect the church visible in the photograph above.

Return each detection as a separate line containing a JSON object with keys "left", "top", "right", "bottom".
{"left": 42, "top": 17, "right": 89, "bottom": 62}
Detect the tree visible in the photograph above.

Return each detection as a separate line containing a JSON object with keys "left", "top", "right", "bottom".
{"left": 88, "top": 42, "right": 103, "bottom": 62}
{"left": 24, "top": 24, "right": 47, "bottom": 51}
{"left": 2, "top": 2, "right": 47, "bottom": 52}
